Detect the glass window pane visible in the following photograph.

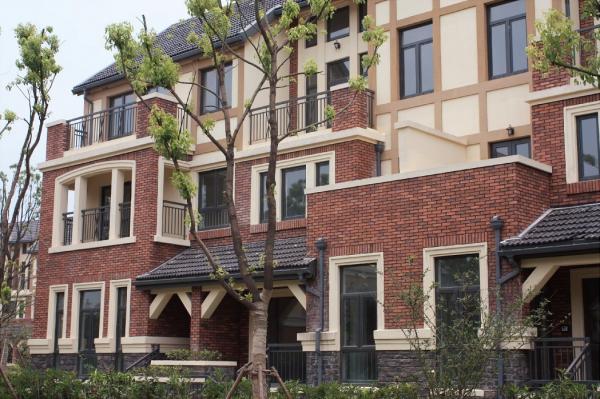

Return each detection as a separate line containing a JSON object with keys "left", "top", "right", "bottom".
{"left": 363, "top": 295, "right": 377, "bottom": 345}
{"left": 316, "top": 161, "right": 330, "bottom": 186}
{"left": 282, "top": 167, "right": 306, "bottom": 219}
{"left": 577, "top": 114, "right": 600, "bottom": 179}
{"left": 510, "top": 18, "right": 527, "bottom": 72}
{"left": 343, "top": 265, "right": 377, "bottom": 293}
{"left": 402, "top": 47, "right": 417, "bottom": 97}
{"left": 493, "top": 143, "right": 510, "bottom": 157}
{"left": 435, "top": 255, "right": 480, "bottom": 288}
{"left": 420, "top": 41, "right": 433, "bottom": 93}
{"left": 80, "top": 290, "right": 101, "bottom": 311}
{"left": 489, "top": 0, "right": 525, "bottom": 22}
{"left": 259, "top": 172, "right": 268, "bottom": 223}
{"left": 490, "top": 23, "right": 507, "bottom": 77}
{"left": 201, "top": 68, "right": 219, "bottom": 113}
{"left": 402, "top": 23, "right": 433, "bottom": 46}
{"left": 343, "top": 351, "right": 377, "bottom": 382}
{"left": 328, "top": 7, "right": 350, "bottom": 40}
{"left": 327, "top": 58, "right": 350, "bottom": 88}
{"left": 515, "top": 140, "right": 531, "bottom": 157}
{"left": 343, "top": 296, "right": 360, "bottom": 346}
{"left": 358, "top": 2, "right": 367, "bottom": 32}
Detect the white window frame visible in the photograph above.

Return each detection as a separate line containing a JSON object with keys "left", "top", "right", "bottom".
{"left": 327, "top": 252, "right": 384, "bottom": 351}
{"left": 250, "top": 151, "right": 335, "bottom": 225}
{"left": 46, "top": 284, "right": 68, "bottom": 341}
{"left": 70, "top": 281, "right": 105, "bottom": 352}
{"left": 564, "top": 101, "right": 600, "bottom": 183}
{"left": 423, "top": 243, "right": 489, "bottom": 330}
{"left": 98, "top": 279, "right": 132, "bottom": 353}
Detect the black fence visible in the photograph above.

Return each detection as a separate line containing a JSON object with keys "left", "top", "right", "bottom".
{"left": 529, "top": 337, "right": 596, "bottom": 384}
{"left": 68, "top": 105, "right": 137, "bottom": 149}
{"left": 267, "top": 343, "right": 306, "bottom": 382}
{"left": 63, "top": 212, "right": 73, "bottom": 245}
{"left": 81, "top": 206, "right": 110, "bottom": 242}
{"left": 199, "top": 206, "right": 229, "bottom": 230}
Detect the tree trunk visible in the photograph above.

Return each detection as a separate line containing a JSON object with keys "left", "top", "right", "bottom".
{"left": 249, "top": 300, "right": 269, "bottom": 399}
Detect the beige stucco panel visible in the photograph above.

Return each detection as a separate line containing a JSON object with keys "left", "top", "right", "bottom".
{"left": 397, "top": 0, "right": 432, "bottom": 20}
{"left": 397, "top": 103, "right": 435, "bottom": 129}
{"left": 197, "top": 117, "right": 238, "bottom": 144}
{"left": 397, "top": 126, "right": 467, "bottom": 173}
{"left": 440, "top": 0, "right": 465, "bottom": 7}
{"left": 440, "top": 8, "right": 478, "bottom": 90}
{"left": 442, "top": 95, "right": 480, "bottom": 137}
{"left": 376, "top": 1, "right": 390, "bottom": 26}
{"left": 376, "top": 113, "right": 392, "bottom": 150}
{"left": 466, "top": 144, "right": 481, "bottom": 162}
{"left": 486, "top": 84, "right": 530, "bottom": 131}
{"left": 376, "top": 32, "right": 391, "bottom": 105}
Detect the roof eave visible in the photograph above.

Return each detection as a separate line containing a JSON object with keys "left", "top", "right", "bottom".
{"left": 498, "top": 240, "right": 600, "bottom": 258}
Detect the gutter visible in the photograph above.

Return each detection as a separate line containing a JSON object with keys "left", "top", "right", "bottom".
{"left": 315, "top": 238, "right": 327, "bottom": 385}
{"left": 497, "top": 241, "right": 600, "bottom": 258}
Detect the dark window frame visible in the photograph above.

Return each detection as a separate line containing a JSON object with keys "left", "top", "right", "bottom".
{"left": 358, "top": 2, "right": 367, "bottom": 32}
{"left": 359, "top": 52, "right": 368, "bottom": 77}
{"left": 306, "top": 17, "right": 318, "bottom": 48}
{"left": 400, "top": 22, "right": 434, "bottom": 99}
{"left": 198, "top": 168, "right": 230, "bottom": 229}
{"left": 327, "top": 6, "right": 350, "bottom": 41}
{"left": 576, "top": 113, "right": 600, "bottom": 181}
{"left": 316, "top": 161, "right": 330, "bottom": 187}
{"left": 340, "top": 265, "right": 378, "bottom": 383}
{"left": 108, "top": 92, "right": 136, "bottom": 139}
{"left": 259, "top": 172, "right": 268, "bottom": 224}
{"left": 281, "top": 166, "right": 307, "bottom": 221}
{"left": 199, "top": 62, "right": 233, "bottom": 115}
{"left": 487, "top": 0, "right": 528, "bottom": 80}
{"left": 115, "top": 286, "right": 127, "bottom": 371}
{"left": 490, "top": 137, "right": 531, "bottom": 158}
{"left": 327, "top": 57, "right": 350, "bottom": 89}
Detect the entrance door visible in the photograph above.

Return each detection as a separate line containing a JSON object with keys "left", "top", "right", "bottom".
{"left": 78, "top": 290, "right": 101, "bottom": 377}
{"left": 267, "top": 297, "right": 306, "bottom": 382}
{"left": 583, "top": 278, "right": 600, "bottom": 380}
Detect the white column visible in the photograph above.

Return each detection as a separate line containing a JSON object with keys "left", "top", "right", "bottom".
{"left": 109, "top": 169, "right": 125, "bottom": 240}
{"left": 52, "top": 184, "right": 68, "bottom": 247}
{"left": 71, "top": 176, "right": 87, "bottom": 245}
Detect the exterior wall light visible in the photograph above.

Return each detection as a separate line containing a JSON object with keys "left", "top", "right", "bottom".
{"left": 506, "top": 125, "right": 515, "bottom": 136}
{"left": 334, "top": 40, "right": 341, "bottom": 50}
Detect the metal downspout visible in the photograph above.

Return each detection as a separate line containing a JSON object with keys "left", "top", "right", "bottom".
{"left": 375, "top": 141, "right": 384, "bottom": 176}
{"left": 315, "top": 238, "right": 327, "bottom": 385}
{"left": 491, "top": 216, "right": 504, "bottom": 398}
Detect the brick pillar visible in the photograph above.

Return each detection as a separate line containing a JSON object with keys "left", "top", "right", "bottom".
{"left": 330, "top": 85, "right": 371, "bottom": 131}
{"left": 190, "top": 287, "right": 203, "bottom": 351}
{"left": 45, "top": 120, "right": 69, "bottom": 160}
{"left": 135, "top": 95, "right": 178, "bottom": 138}
{"left": 288, "top": 41, "right": 299, "bottom": 132}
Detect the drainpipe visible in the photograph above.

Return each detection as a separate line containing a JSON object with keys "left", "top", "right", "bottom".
{"left": 315, "top": 238, "right": 327, "bottom": 385}
{"left": 491, "top": 216, "right": 505, "bottom": 398}
{"left": 84, "top": 92, "right": 93, "bottom": 114}
{"left": 375, "top": 141, "right": 385, "bottom": 177}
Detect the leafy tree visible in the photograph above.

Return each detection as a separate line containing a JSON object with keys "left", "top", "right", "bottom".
{"left": 104, "top": 0, "right": 385, "bottom": 396}
{"left": 528, "top": 0, "right": 600, "bottom": 87}
{"left": 0, "top": 24, "right": 60, "bottom": 398}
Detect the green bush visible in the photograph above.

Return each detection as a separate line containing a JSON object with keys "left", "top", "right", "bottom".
{"left": 504, "top": 376, "right": 599, "bottom": 399}
{"left": 166, "top": 348, "right": 223, "bottom": 361}
{"left": 0, "top": 366, "right": 84, "bottom": 399}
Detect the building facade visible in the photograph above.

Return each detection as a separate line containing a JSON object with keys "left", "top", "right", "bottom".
{"left": 29, "top": 0, "right": 599, "bottom": 394}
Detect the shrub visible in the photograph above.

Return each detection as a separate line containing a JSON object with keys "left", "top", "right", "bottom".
{"left": 0, "top": 366, "right": 84, "bottom": 399}
{"left": 504, "top": 376, "right": 600, "bottom": 399}
{"left": 166, "top": 348, "right": 223, "bottom": 361}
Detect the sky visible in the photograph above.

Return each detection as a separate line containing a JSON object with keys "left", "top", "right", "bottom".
{"left": 0, "top": 0, "right": 189, "bottom": 174}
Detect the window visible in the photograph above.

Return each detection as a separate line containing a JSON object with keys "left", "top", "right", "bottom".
{"left": 53, "top": 292, "right": 64, "bottom": 359}
{"left": 327, "top": 58, "right": 350, "bottom": 89}
{"left": 108, "top": 93, "right": 136, "bottom": 139}
{"left": 358, "top": 2, "right": 367, "bottom": 32}
{"left": 78, "top": 290, "right": 101, "bottom": 377}
{"left": 400, "top": 23, "right": 433, "bottom": 98}
{"left": 316, "top": 161, "right": 330, "bottom": 186}
{"left": 434, "top": 254, "right": 481, "bottom": 330}
{"left": 490, "top": 137, "right": 531, "bottom": 158}
{"left": 306, "top": 18, "right": 317, "bottom": 48}
{"left": 359, "top": 52, "right": 368, "bottom": 77}
{"left": 576, "top": 114, "right": 600, "bottom": 180}
{"left": 306, "top": 74, "right": 319, "bottom": 130}
{"left": 115, "top": 287, "right": 127, "bottom": 371}
{"left": 281, "top": 166, "right": 306, "bottom": 220}
{"left": 341, "top": 265, "right": 378, "bottom": 382}
{"left": 200, "top": 63, "right": 233, "bottom": 114}
{"left": 259, "top": 172, "right": 268, "bottom": 224}
{"left": 328, "top": 6, "right": 350, "bottom": 41}
{"left": 198, "top": 169, "right": 229, "bottom": 229}
{"left": 488, "top": 0, "right": 527, "bottom": 79}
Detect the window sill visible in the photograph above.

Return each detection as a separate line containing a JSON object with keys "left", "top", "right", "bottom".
{"left": 153, "top": 235, "right": 190, "bottom": 247}
{"left": 196, "top": 227, "right": 231, "bottom": 240}
{"left": 250, "top": 218, "right": 306, "bottom": 233}
{"left": 49, "top": 236, "right": 136, "bottom": 253}
{"left": 567, "top": 179, "right": 600, "bottom": 194}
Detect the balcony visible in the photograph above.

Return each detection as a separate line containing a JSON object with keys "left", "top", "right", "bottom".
{"left": 81, "top": 205, "right": 110, "bottom": 242}
{"left": 162, "top": 201, "right": 187, "bottom": 239}
{"left": 248, "top": 89, "right": 374, "bottom": 145}
{"left": 68, "top": 104, "right": 137, "bottom": 149}
{"left": 199, "top": 205, "right": 229, "bottom": 231}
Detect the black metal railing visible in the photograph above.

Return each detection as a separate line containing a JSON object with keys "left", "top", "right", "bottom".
{"left": 199, "top": 206, "right": 229, "bottom": 230}
{"left": 119, "top": 202, "right": 131, "bottom": 238}
{"left": 249, "top": 91, "right": 330, "bottom": 144}
{"left": 81, "top": 205, "right": 110, "bottom": 243}
{"left": 125, "top": 345, "right": 161, "bottom": 372}
{"left": 267, "top": 343, "right": 306, "bottom": 382}
{"left": 529, "top": 337, "right": 596, "bottom": 384}
{"left": 78, "top": 350, "right": 98, "bottom": 378}
{"left": 68, "top": 104, "right": 137, "bottom": 149}
{"left": 162, "top": 201, "right": 187, "bottom": 239}
{"left": 177, "top": 105, "right": 190, "bottom": 132}
{"left": 63, "top": 212, "right": 73, "bottom": 245}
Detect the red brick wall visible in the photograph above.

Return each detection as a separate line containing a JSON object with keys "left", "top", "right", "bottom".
{"left": 135, "top": 97, "right": 178, "bottom": 139}
{"left": 331, "top": 87, "right": 370, "bottom": 131}
{"left": 305, "top": 162, "right": 551, "bottom": 330}
{"left": 531, "top": 93, "right": 600, "bottom": 205}
{"left": 46, "top": 123, "right": 69, "bottom": 161}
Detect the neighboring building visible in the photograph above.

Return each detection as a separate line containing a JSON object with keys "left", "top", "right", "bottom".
{"left": 29, "top": 0, "right": 599, "bottom": 393}
{"left": 2, "top": 220, "right": 39, "bottom": 365}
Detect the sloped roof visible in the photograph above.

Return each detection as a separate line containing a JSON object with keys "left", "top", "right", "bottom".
{"left": 135, "top": 236, "right": 314, "bottom": 286}
{"left": 73, "top": 0, "right": 293, "bottom": 94}
{"left": 500, "top": 203, "right": 600, "bottom": 254}
{"left": 8, "top": 220, "right": 39, "bottom": 244}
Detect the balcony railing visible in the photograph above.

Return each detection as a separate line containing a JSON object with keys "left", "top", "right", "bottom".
{"left": 199, "top": 206, "right": 229, "bottom": 230}
{"left": 63, "top": 212, "right": 73, "bottom": 245}
{"left": 81, "top": 206, "right": 110, "bottom": 243}
{"left": 119, "top": 202, "right": 131, "bottom": 238}
{"left": 248, "top": 90, "right": 375, "bottom": 145}
{"left": 162, "top": 201, "right": 187, "bottom": 239}
{"left": 529, "top": 337, "right": 598, "bottom": 385}
{"left": 68, "top": 104, "right": 137, "bottom": 149}
{"left": 267, "top": 343, "right": 306, "bottom": 382}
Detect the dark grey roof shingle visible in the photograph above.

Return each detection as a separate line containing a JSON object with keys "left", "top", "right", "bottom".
{"left": 501, "top": 203, "right": 600, "bottom": 250}
{"left": 8, "top": 220, "right": 39, "bottom": 244}
{"left": 136, "top": 236, "right": 314, "bottom": 284}
{"left": 73, "top": 0, "right": 291, "bottom": 94}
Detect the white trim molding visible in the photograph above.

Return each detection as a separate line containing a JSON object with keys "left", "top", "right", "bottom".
{"left": 570, "top": 267, "right": 600, "bottom": 341}
{"left": 28, "top": 284, "right": 69, "bottom": 354}
{"left": 120, "top": 336, "right": 190, "bottom": 353}
{"left": 149, "top": 287, "right": 192, "bottom": 320}
{"left": 96, "top": 279, "right": 132, "bottom": 354}
{"left": 563, "top": 101, "right": 600, "bottom": 183}
{"left": 67, "top": 282, "right": 106, "bottom": 354}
